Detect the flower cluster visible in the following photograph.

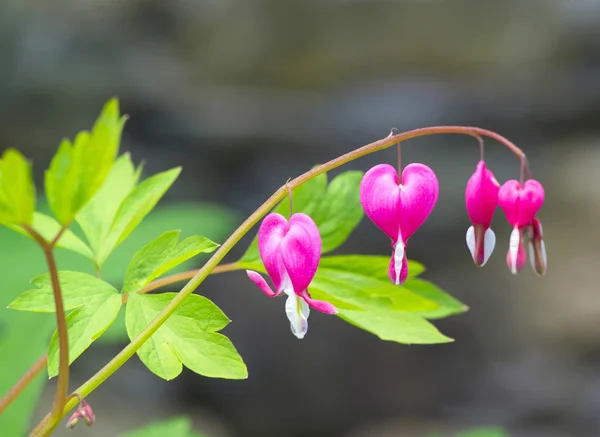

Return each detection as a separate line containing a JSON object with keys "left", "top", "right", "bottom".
{"left": 246, "top": 154, "right": 546, "bottom": 339}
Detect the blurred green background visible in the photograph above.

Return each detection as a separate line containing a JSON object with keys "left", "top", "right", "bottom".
{"left": 1, "top": 1, "right": 599, "bottom": 436}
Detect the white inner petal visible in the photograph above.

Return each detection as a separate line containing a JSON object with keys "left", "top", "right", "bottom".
{"left": 482, "top": 227, "right": 496, "bottom": 266}
{"left": 284, "top": 291, "right": 309, "bottom": 339}
{"left": 509, "top": 227, "right": 520, "bottom": 274}
{"left": 394, "top": 228, "right": 405, "bottom": 285}
{"left": 466, "top": 226, "right": 475, "bottom": 260}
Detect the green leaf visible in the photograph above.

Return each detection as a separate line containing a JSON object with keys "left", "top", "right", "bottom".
{"left": 122, "top": 231, "right": 218, "bottom": 294}
{"left": 77, "top": 153, "right": 139, "bottom": 256}
{"left": 97, "top": 167, "right": 181, "bottom": 266}
{"left": 9, "top": 271, "right": 119, "bottom": 312}
{"left": 239, "top": 255, "right": 437, "bottom": 313}
{"left": 339, "top": 309, "right": 453, "bottom": 344}
{"left": 45, "top": 98, "right": 126, "bottom": 224}
{"left": 403, "top": 278, "right": 467, "bottom": 320}
{"left": 308, "top": 171, "right": 364, "bottom": 252}
{"left": 6, "top": 212, "right": 94, "bottom": 260}
{"left": 0, "top": 148, "right": 36, "bottom": 225}
{"left": 455, "top": 427, "right": 508, "bottom": 437}
{"left": 119, "top": 417, "right": 192, "bottom": 437}
{"left": 126, "top": 293, "right": 246, "bottom": 380}
{"left": 316, "top": 255, "right": 465, "bottom": 319}
{"left": 428, "top": 427, "right": 509, "bottom": 437}
{"left": 47, "top": 292, "right": 121, "bottom": 376}
{"left": 318, "top": 255, "right": 425, "bottom": 279}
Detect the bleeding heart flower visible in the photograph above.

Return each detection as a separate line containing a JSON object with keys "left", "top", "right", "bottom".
{"left": 498, "top": 179, "right": 545, "bottom": 274}
{"left": 465, "top": 160, "right": 500, "bottom": 267}
{"left": 360, "top": 163, "right": 439, "bottom": 285}
{"left": 246, "top": 212, "right": 337, "bottom": 339}
{"left": 527, "top": 217, "right": 547, "bottom": 275}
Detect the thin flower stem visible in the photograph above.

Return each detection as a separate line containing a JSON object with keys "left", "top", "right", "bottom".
{"left": 28, "top": 125, "right": 526, "bottom": 436}
{"left": 23, "top": 225, "right": 70, "bottom": 434}
{"left": 396, "top": 142, "right": 402, "bottom": 176}
{"left": 0, "top": 354, "right": 48, "bottom": 415}
{"left": 122, "top": 263, "right": 241, "bottom": 303}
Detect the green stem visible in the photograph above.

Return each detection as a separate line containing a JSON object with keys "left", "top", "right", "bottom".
{"left": 23, "top": 226, "right": 70, "bottom": 435}
{"left": 29, "top": 126, "right": 526, "bottom": 436}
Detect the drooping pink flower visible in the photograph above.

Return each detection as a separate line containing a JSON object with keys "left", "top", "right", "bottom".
{"left": 246, "top": 212, "right": 337, "bottom": 339}
{"left": 498, "top": 179, "right": 545, "bottom": 274}
{"left": 66, "top": 398, "right": 95, "bottom": 429}
{"left": 360, "top": 163, "right": 439, "bottom": 285}
{"left": 465, "top": 160, "right": 500, "bottom": 266}
{"left": 527, "top": 217, "right": 547, "bottom": 275}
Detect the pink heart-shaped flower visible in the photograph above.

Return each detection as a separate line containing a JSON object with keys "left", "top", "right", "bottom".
{"left": 360, "top": 163, "right": 439, "bottom": 284}
{"left": 360, "top": 163, "right": 439, "bottom": 243}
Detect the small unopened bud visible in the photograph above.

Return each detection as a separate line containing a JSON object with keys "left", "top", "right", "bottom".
{"left": 66, "top": 396, "right": 95, "bottom": 429}
{"left": 528, "top": 218, "right": 547, "bottom": 275}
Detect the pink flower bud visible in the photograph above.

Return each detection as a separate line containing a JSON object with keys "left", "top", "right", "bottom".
{"left": 465, "top": 161, "right": 500, "bottom": 266}
{"left": 527, "top": 218, "right": 547, "bottom": 275}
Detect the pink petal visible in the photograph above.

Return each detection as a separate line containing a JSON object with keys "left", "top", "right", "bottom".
{"left": 360, "top": 164, "right": 402, "bottom": 240}
{"left": 280, "top": 213, "right": 322, "bottom": 293}
{"left": 399, "top": 163, "right": 440, "bottom": 239}
{"left": 498, "top": 179, "right": 545, "bottom": 228}
{"left": 299, "top": 289, "right": 338, "bottom": 314}
{"left": 246, "top": 270, "right": 278, "bottom": 297}
{"left": 360, "top": 163, "right": 439, "bottom": 242}
{"left": 257, "top": 213, "right": 289, "bottom": 291}
{"left": 465, "top": 160, "right": 500, "bottom": 228}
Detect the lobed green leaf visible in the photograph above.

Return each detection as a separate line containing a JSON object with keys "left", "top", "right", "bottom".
{"left": 45, "top": 98, "right": 126, "bottom": 225}
{"left": 339, "top": 309, "right": 453, "bottom": 344}
{"left": 47, "top": 293, "right": 122, "bottom": 377}
{"left": 119, "top": 417, "right": 204, "bottom": 437}
{"left": 76, "top": 153, "right": 140, "bottom": 256}
{"left": 122, "top": 231, "right": 218, "bottom": 294}
{"left": 0, "top": 149, "right": 36, "bottom": 226}
{"left": 97, "top": 167, "right": 181, "bottom": 266}
{"left": 8, "top": 271, "right": 118, "bottom": 312}
{"left": 126, "top": 293, "right": 245, "bottom": 381}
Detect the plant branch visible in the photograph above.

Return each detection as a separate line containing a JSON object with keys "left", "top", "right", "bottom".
{"left": 23, "top": 225, "right": 70, "bottom": 435}
{"left": 28, "top": 125, "right": 527, "bottom": 436}
{"left": 122, "top": 262, "right": 241, "bottom": 303}
{"left": 1, "top": 263, "right": 241, "bottom": 414}
{"left": 0, "top": 354, "right": 48, "bottom": 416}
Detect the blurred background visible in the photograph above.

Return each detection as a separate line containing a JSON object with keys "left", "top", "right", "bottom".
{"left": 1, "top": 0, "right": 600, "bottom": 436}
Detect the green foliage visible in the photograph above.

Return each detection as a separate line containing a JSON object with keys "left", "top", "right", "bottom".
{"left": 95, "top": 167, "right": 181, "bottom": 267}
{"left": 0, "top": 148, "right": 36, "bottom": 225}
{"left": 126, "top": 293, "right": 246, "bottom": 380}
{"left": 122, "top": 230, "right": 218, "bottom": 294}
{"left": 241, "top": 254, "right": 459, "bottom": 344}
{"left": 76, "top": 153, "right": 140, "bottom": 258}
{"left": 45, "top": 98, "right": 126, "bottom": 225}
{"left": 0, "top": 227, "right": 56, "bottom": 436}
{"left": 241, "top": 171, "right": 364, "bottom": 261}
{"left": 318, "top": 255, "right": 466, "bottom": 320}
{"left": 119, "top": 417, "right": 207, "bottom": 437}
{"left": 429, "top": 427, "right": 509, "bottom": 437}
{"left": 8, "top": 271, "right": 123, "bottom": 377}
